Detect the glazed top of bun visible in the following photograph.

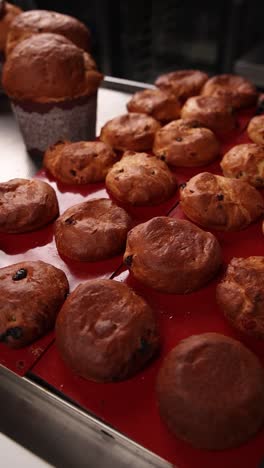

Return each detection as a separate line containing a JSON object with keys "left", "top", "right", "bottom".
{"left": 3, "top": 33, "right": 103, "bottom": 102}
{"left": 6, "top": 9, "right": 91, "bottom": 55}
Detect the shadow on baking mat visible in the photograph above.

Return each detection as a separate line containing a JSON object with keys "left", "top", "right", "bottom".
{"left": 0, "top": 330, "right": 54, "bottom": 377}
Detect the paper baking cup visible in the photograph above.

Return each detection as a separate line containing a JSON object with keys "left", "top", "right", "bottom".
{"left": 11, "top": 93, "right": 97, "bottom": 156}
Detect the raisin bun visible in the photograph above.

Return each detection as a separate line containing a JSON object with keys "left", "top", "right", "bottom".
{"left": 153, "top": 119, "right": 220, "bottom": 167}
{"left": 55, "top": 198, "right": 132, "bottom": 262}
{"left": 0, "top": 178, "right": 59, "bottom": 233}
{"left": 3, "top": 33, "right": 102, "bottom": 102}
{"left": 56, "top": 279, "right": 160, "bottom": 382}
{"left": 6, "top": 9, "right": 91, "bottom": 55}
{"left": 181, "top": 95, "right": 236, "bottom": 135}
{"left": 180, "top": 172, "right": 264, "bottom": 231}
{"left": 126, "top": 88, "right": 181, "bottom": 123}
{"left": 248, "top": 115, "right": 264, "bottom": 145}
{"left": 220, "top": 143, "right": 264, "bottom": 188}
{"left": 0, "top": 261, "right": 69, "bottom": 348}
{"left": 156, "top": 333, "right": 264, "bottom": 450}
{"left": 100, "top": 113, "right": 161, "bottom": 152}
{"left": 105, "top": 151, "right": 177, "bottom": 205}
{"left": 0, "top": 1, "right": 21, "bottom": 56}
{"left": 44, "top": 140, "right": 117, "bottom": 184}
{"left": 201, "top": 74, "right": 257, "bottom": 109}
{"left": 124, "top": 217, "right": 222, "bottom": 294}
{"left": 217, "top": 257, "right": 264, "bottom": 339}
{"left": 155, "top": 70, "right": 208, "bottom": 103}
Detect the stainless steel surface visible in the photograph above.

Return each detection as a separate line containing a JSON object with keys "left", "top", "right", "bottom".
{"left": 0, "top": 77, "right": 172, "bottom": 468}
{"left": 0, "top": 366, "right": 172, "bottom": 468}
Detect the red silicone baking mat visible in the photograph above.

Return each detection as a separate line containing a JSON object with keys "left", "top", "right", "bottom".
{"left": 29, "top": 130, "right": 264, "bottom": 467}
{"left": 0, "top": 164, "right": 180, "bottom": 375}
{"left": 29, "top": 217, "right": 264, "bottom": 468}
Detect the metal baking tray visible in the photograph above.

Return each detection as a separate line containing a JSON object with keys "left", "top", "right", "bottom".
{"left": 29, "top": 130, "right": 264, "bottom": 468}
{"left": 0, "top": 77, "right": 262, "bottom": 468}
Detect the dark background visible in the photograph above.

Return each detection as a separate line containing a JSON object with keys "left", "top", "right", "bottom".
{"left": 13, "top": 0, "right": 264, "bottom": 84}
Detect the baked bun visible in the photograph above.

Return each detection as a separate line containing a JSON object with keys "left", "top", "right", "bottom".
{"left": 124, "top": 217, "right": 222, "bottom": 294}
{"left": 0, "top": 261, "right": 69, "bottom": 348}
{"left": 156, "top": 333, "right": 264, "bottom": 450}
{"left": 55, "top": 198, "right": 132, "bottom": 262}
{"left": 6, "top": 9, "right": 91, "bottom": 55}
{"left": 3, "top": 33, "right": 102, "bottom": 102}
{"left": 201, "top": 74, "right": 257, "bottom": 109}
{"left": 56, "top": 279, "right": 160, "bottom": 382}
{"left": 126, "top": 88, "right": 181, "bottom": 122}
{"left": 100, "top": 113, "right": 161, "bottom": 152}
{"left": 248, "top": 115, "right": 264, "bottom": 145}
{"left": 44, "top": 140, "right": 117, "bottom": 184}
{"left": 217, "top": 257, "right": 264, "bottom": 338}
{"left": 105, "top": 151, "right": 177, "bottom": 205}
{"left": 0, "top": 178, "right": 59, "bottom": 233}
{"left": 0, "top": 1, "right": 21, "bottom": 54}
{"left": 180, "top": 172, "right": 264, "bottom": 231}
{"left": 155, "top": 69, "right": 208, "bottom": 102}
{"left": 153, "top": 119, "right": 220, "bottom": 167}
{"left": 220, "top": 143, "right": 264, "bottom": 187}
{"left": 181, "top": 95, "right": 236, "bottom": 135}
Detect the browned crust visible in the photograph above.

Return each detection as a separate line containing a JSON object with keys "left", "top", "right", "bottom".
{"left": 0, "top": 260, "right": 69, "bottom": 348}
{"left": 216, "top": 257, "right": 264, "bottom": 338}
{"left": 3, "top": 33, "right": 103, "bottom": 102}
{"left": 155, "top": 69, "right": 208, "bottom": 102}
{"left": 0, "top": 178, "right": 59, "bottom": 233}
{"left": 99, "top": 113, "right": 161, "bottom": 152}
{"left": 55, "top": 198, "right": 132, "bottom": 262}
{"left": 44, "top": 140, "right": 117, "bottom": 184}
{"left": 105, "top": 151, "right": 177, "bottom": 205}
{"left": 201, "top": 74, "right": 257, "bottom": 109}
{"left": 156, "top": 333, "right": 264, "bottom": 450}
{"left": 181, "top": 95, "right": 236, "bottom": 134}
{"left": 220, "top": 143, "right": 264, "bottom": 187}
{"left": 55, "top": 279, "right": 160, "bottom": 382}
{"left": 127, "top": 88, "right": 181, "bottom": 122}
{"left": 6, "top": 9, "right": 91, "bottom": 55}
{"left": 124, "top": 217, "right": 222, "bottom": 294}
{"left": 0, "top": 2, "right": 22, "bottom": 53}
{"left": 153, "top": 119, "right": 220, "bottom": 167}
{"left": 180, "top": 172, "right": 264, "bottom": 231}
{"left": 248, "top": 115, "right": 264, "bottom": 145}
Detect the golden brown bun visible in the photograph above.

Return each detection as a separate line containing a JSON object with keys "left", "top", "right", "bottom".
{"left": 0, "top": 178, "right": 59, "bottom": 233}
{"left": 0, "top": 261, "right": 69, "bottom": 348}
{"left": 55, "top": 279, "right": 160, "bottom": 382}
{"left": 0, "top": 2, "right": 21, "bottom": 53}
{"left": 155, "top": 69, "right": 208, "bottom": 102}
{"left": 124, "top": 217, "right": 222, "bottom": 294}
{"left": 156, "top": 333, "right": 264, "bottom": 450}
{"left": 100, "top": 113, "right": 161, "bottom": 152}
{"left": 217, "top": 257, "right": 264, "bottom": 339}
{"left": 6, "top": 9, "right": 91, "bottom": 55}
{"left": 3, "top": 33, "right": 103, "bottom": 102}
{"left": 55, "top": 198, "right": 132, "bottom": 262}
{"left": 248, "top": 115, "right": 264, "bottom": 145}
{"left": 126, "top": 88, "right": 181, "bottom": 122}
{"left": 153, "top": 119, "right": 220, "bottom": 167}
{"left": 181, "top": 95, "right": 236, "bottom": 134}
{"left": 105, "top": 151, "right": 177, "bottom": 205}
{"left": 220, "top": 143, "right": 264, "bottom": 187}
{"left": 44, "top": 140, "right": 117, "bottom": 184}
{"left": 180, "top": 172, "right": 264, "bottom": 231}
{"left": 201, "top": 74, "right": 257, "bottom": 109}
